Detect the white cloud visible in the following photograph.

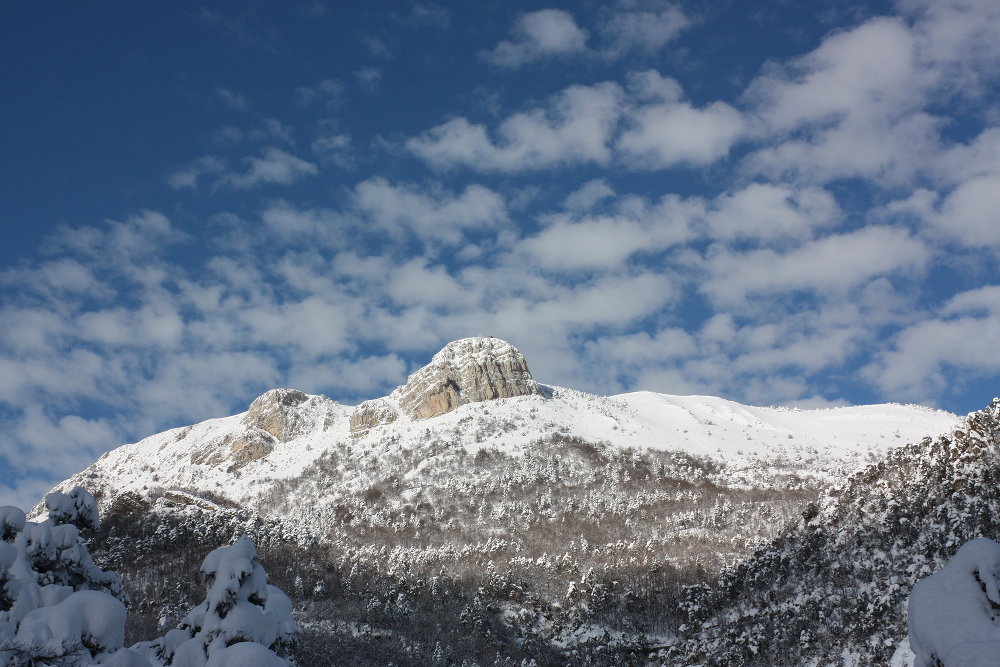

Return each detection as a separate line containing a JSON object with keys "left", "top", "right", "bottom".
{"left": 518, "top": 192, "right": 696, "bottom": 272}
{"left": 165, "top": 156, "right": 226, "bottom": 189}
{"left": 598, "top": 1, "right": 690, "bottom": 58}
{"left": 480, "top": 9, "right": 589, "bottom": 69}
{"left": 564, "top": 179, "right": 616, "bottom": 212}
{"left": 743, "top": 17, "right": 943, "bottom": 184}
{"left": 867, "top": 284, "right": 1000, "bottom": 400}
{"left": 311, "top": 120, "right": 354, "bottom": 169}
{"left": 479, "top": 4, "right": 691, "bottom": 69}
{"left": 0, "top": 476, "right": 58, "bottom": 511}
{"left": 386, "top": 258, "right": 476, "bottom": 309}
{"left": 618, "top": 71, "right": 744, "bottom": 169}
{"left": 704, "top": 184, "right": 840, "bottom": 244}
{"left": 351, "top": 178, "right": 509, "bottom": 246}
{"left": 407, "top": 82, "right": 624, "bottom": 172}
{"left": 699, "top": 226, "right": 929, "bottom": 307}
{"left": 261, "top": 200, "right": 347, "bottom": 246}
{"left": 217, "top": 147, "right": 318, "bottom": 190}
{"left": 295, "top": 78, "right": 346, "bottom": 110}
{"left": 216, "top": 87, "right": 248, "bottom": 110}
{"left": 877, "top": 138, "right": 1000, "bottom": 252}
{"left": 899, "top": 0, "right": 1000, "bottom": 98}
{"left": 934, "top": 174, "right": 1000, "bottom": 247}
{"left": 354, "top": 66, "right": 382, "bottom": 93}
{"left": 406, "top": 3, "right": 451, "bottom": 29}
{"left": 408, "top": 75, "right": 746, "bottom": 173}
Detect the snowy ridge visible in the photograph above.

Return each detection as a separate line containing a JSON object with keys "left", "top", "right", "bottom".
{"left": 47, "top": 377, "right": 959, "bottom": 526}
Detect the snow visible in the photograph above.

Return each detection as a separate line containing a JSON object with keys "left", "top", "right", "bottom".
{"left": 203, "top": 640, "right": 290, "bottom": 666}
{"left": 908, "top": 538, "right": 1000, "bottom": 667}
{"left": 46, "top": 486, "right": 101, "bottom": 530}
{"left": 889, "top": 638, "right": 916, "bottom": 667}
{"left": 94, "top": 648, "right": 157, "bottom": 666}
{"left": 0, "top": 505, "right": 26, "bottom": 540}
{"left": 42, "top": 383, "right": 960, "bottom": 533}
{"left": 3, "top": 486, "right": 297, "bottom": 667}
{"left": 133, "top": 535, "right": 300, "bottom": 667}
{"left": 14, "top": 589, "right": 127, "bottom": 656}
{"left": 200, "top": 535, "right": 268, "bottom": 617}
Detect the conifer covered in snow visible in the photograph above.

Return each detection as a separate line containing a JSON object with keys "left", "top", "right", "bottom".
{"left": 1, "top": 487, "right": 299, "bottom": 667}
{"left": 132, "top": 535, "right": 300, "bottom": 667}
{"left": 0, "top": 487, "right": 129, "bottom": 664}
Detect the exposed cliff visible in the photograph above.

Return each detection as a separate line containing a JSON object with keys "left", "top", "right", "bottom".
{"left": 349, "top": 337, "right": 541, "bottom": 434}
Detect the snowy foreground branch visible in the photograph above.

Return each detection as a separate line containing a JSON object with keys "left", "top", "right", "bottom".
{"left": 0, "top": 487, "right": 299, "bottom": 667}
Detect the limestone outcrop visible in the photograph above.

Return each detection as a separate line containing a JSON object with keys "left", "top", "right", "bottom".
{"left": 191, "top": 388, "right": 337, "bottom": 469}
{"left": 349, "top": 337, "right": 541, "bottom": 435}
{"left": 242, "top": 388, "right": 311, "bottom": 442}
{"left": 349, "top": 398, "right": 400, "bottom": 436}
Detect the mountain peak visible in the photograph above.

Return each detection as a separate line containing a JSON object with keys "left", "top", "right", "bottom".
{"left": 350, "top": 337, "right": 540, "bottom": 435}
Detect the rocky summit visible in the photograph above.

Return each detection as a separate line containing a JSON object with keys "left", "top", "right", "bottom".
{"left": 349, "top": 337, "right": 540, "bottom": 434}
{"left": 190, "top": 388, "right": 339, "bottom": 470}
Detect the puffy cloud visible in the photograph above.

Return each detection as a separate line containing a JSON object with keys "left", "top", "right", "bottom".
{"left": 877, "top": 132, "right": 1000, "bottom": 251}
{"left": 168, "top": 147, "right": 319, "bottom": 191}
{"left": 699, "top": 226, "right": 929, "bottom": 307}
{"left": 480, "top": 9, "right": 589, "bottom": 69}
{"left": 479, "top": 4, "right": 691, "bottom": 68}
{"left": 598, "top": 1, "right": 690, "bottom": 58}
{"left": 518, "top": 192, "right": 697, "bottom": 272}
{"left": 564, "top": 179, "right": 616, "bottom": 212}
{"left": 407, "top": 82, "right": 624, "bottom": 171}
{"left": 352, "top": 177, "right": 509, "bottom": 246}
{"left": 408, "top": 76, "right": 747, "bottom": 173}
{"left": 217, "top": 147, "right": 318, "bottom": 190}
{"left": 743, "top": 17, "right": 943, "bottom": 184}
{"left": 166, "top": 156, "right": 226, "bottom": 189}
{"left": 899, "top": 0, "right": 1000, "bottom": 97}
{"left": 865, "top": 287, "right": 1000, "bottom": 400}
{"left": 703, "top": 184, "right": 840, "bottom": 244}
{"left": 311, "top": 121, "right": 354, "bottom": 169}
{"left": 618, "top": 71, "right": 744, "bottom": 169}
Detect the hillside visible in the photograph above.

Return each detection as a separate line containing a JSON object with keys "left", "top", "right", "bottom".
{"left": 670, "top": 399, "right": 1000, "bottom": 666}
{"left": 42, "top": 338, "right": 963, "bottom": 665}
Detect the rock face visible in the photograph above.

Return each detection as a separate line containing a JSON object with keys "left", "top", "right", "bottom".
{"left": 242, "top": 388, "right": 311, "bottom": 442}
{"left": 349, "top": 337, "right": 541, "bottom": 435}
{"left": 191, "top": 388, "right": 335, "bottom": 470}
{"left": 349, "top": 398, "right": 400, "bottom": 436}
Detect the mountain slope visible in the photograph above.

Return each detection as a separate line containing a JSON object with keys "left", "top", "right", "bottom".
{"left": 39, "top": 338, "right": 967, "bottom": 665}
{"left": 671, "top": 400, "right": 1000, "bottom": 666}
{"left": 50, "top": 339, "right": 957, "bottom": 530}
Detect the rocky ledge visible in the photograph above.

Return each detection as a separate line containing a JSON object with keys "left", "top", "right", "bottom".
{"left": 191, "top": 388, "right": 335, "bottom": 469}
{"left": 349, "top": 337, "right": 541, "bottom": 435}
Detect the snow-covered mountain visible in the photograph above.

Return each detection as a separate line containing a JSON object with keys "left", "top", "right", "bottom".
{"left": 45, "top": 337, "right": 976, "bottom": 666}
{"left": 50, "top": 337, "right": 957, "bottom": 532}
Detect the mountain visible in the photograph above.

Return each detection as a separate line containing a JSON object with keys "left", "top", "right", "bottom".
{"left": 41, "top": 338, "right": 963, "bottom": 665}
{"left": 671, "top": 400, "right": 1000, "bottom": 666}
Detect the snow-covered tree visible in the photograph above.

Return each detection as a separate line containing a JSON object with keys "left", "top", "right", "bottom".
{"left": 1, "top": 489, "right": 300, "bottom": 667}
{"left": 909, "top": 537, "right": 1000, "bottom": 667}
{"left": 133, "top": 535, "right": 300, "bottom": 666}
{"left": 0, "top": 487, "right": 129, "bottom": 664}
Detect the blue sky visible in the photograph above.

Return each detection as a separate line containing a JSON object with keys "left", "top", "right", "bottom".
{"left": 3, "top": 0, "right": 1000, "bottom": 507}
